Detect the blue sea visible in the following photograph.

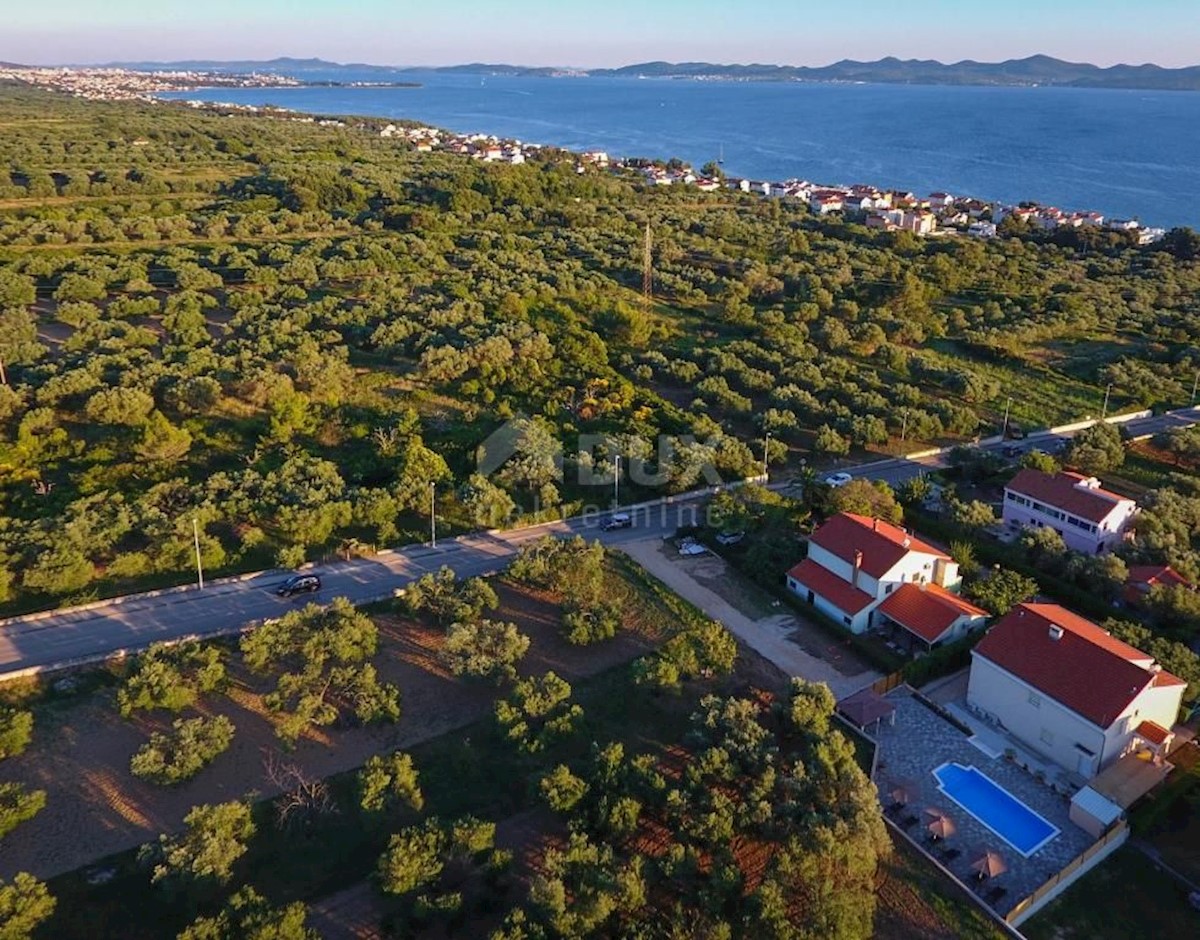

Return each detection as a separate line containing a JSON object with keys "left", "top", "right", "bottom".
{"left": 158, "top": 70, "right": 1200, "bottom": 229}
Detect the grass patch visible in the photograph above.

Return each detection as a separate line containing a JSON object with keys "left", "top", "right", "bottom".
{"left": 1023, "top": 846, "right": 1198, "bottom": 940}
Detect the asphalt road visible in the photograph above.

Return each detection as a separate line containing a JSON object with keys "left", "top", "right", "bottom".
{"left": 2, "top": 407, "right": 1197, "bottom": 678}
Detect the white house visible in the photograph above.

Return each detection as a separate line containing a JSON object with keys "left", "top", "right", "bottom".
{"left": 786, "top": 513, "right": 961, "bottom": 634}
{"left": 967, "top": 221, "right": 997, "bottom": 238}
{"left": 967, "top": 603, "right": 1186, "bottom": 779}
{"left": 1003, "top": 469, "right": 1137, "bottom": 555}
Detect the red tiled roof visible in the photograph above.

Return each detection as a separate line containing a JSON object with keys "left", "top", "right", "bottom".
{"left": 1127, "top": 565, "right": 1192, "bottom": 590}
{"left": 877, "top": 582, "right": 988, "bottom": 643}
{"left": 973, "top": 603, "right": 1184, "bottom": 728}
{"left": 810, "top": 512, "right": 949, "bottom": 579}
{"left": 786, "top": 557, "right": 875, "bottom": 615}
{"left": 1005, "top": 469, "right": 1132, "bottom": 524}
{"left": 1135, "top": 720, "right": 1172, "bottom": 746}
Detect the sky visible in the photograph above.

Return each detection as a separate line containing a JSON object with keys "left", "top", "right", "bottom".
{"left": 4, "top": 0, "right": 1198, "bottom": 69}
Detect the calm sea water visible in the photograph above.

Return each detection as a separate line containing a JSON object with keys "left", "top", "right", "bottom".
{"left": 159, "top": 70, "right": 1200, "bottom": 229}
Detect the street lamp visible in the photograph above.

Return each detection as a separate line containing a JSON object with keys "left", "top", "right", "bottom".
{"left": 1102, "top": 383, "right": 1113, "bottom": 420}
{"left": 613, "top": 454, "right": 621, "bottom": 509}
{"left": 430, "top": 481, "right": 437, "bottom": 547}
{"left": 1001, "top": 397, "right": 1012, "bottom": 439}
{"left": 761, "top": 431, "right": 771, "bottom": 481}
{"left": 192, "top": 517, "right": 204, "bottom": 590}
{"left": 1192, "top": 370, "right": 1199, "bottom": 405}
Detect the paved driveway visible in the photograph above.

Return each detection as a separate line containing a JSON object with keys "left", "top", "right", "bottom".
{"left": 620, "top": 541, "right": 880, "bottom": 697}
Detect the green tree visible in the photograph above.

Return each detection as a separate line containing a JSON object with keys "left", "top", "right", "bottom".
{"left": 966, "top": 568, "right": 1038, "bottom": 616}
{"left": 359, "top": 752, "right": 424, "bottom": 814}
{"left": 84, "top": 386, "right": 156, "bottom": 426}
{"left": 495, "top": 672, "right": 584, "bottom": 754}
{"left": 117, "top": 642, "right": 226, "bottom": 717}
{"left": 813, "top": 424, "right": 850, "bottom": 457}
{"left": 130, "top": 716, "right": 236, "bottom": 786}
{"left": 240, "top": 598, "right": 400, "bottom": 745}
{"left": 540, "top": 765, "right": 588, "bottom": 814}
{"left": 0, "top": 784, "right": 45, "bottom": 840}
{"left": 403, "top": 567, "right": 498, "bottom": 626}
{"left": 830, "top": 479, "right": 902, "bottom": 523}
{"left": 461, "top": 473, "right": 518, "bottom": 528}
{"left": 949, "top": 498, "right": 997, "bottom": 529}
{"left": 1065, "top": 422, "right": 1125, "bottom": 474}
{"left": 0, "top": 873, "right": 55, "bottom": 940}
{"left": 143, "top": 800, "right": 255, "bottom": 886}
{"left": 0, "top": 709, "right": 33, "bottom": 760}
{"left": 442, "top": 619, "right": 530, "bottom": 682}
{"left": 177, "top": 887, "right": 318, "bottom": 940}
{"left": 377, "top": 819, "right": 445, "bottom": 896}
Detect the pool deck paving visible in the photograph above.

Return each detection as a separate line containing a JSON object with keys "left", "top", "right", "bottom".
{"left": 871, "top": 687, "right": 1093, "bottom": 917}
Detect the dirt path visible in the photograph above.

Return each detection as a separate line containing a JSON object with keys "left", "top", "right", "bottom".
{"left": 620, "top": 541, "right": 880, "bottom": 698}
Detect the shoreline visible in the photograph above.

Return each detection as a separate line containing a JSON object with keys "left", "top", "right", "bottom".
{"left": 154, "top": 88, "right": 1176, "bottom": 236}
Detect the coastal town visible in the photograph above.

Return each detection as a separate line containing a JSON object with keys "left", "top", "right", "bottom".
{"left": 0, "top": 61, "right": 1169, "bottom": 241}
{"left": 0, "top": 63, "right": 302, "bottom": 100}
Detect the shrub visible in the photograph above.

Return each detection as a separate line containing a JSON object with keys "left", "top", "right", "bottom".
{"left": 0, "top": 708, "right": 33, "bottom": 759}
{"left": 130, "top": 715, "right": 236, "bottom": 785}
{"left": 442, "top": 619, "right": 530, "bottom": 682}
{"left": 561, "top": 601, "right": 621, "bottom": 645}
{"left": 0, "top": 783, "right": 45, "bottom": 840}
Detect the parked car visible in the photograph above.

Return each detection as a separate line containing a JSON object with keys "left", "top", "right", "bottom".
{"left": 715, "top": 531, "right": 745, "bottom": 546}
{"left": 276, "top": 573, "right": 321, "bottom": 597}
{"left": 1001, "top": 443, "right": 1022, "bottom": 458}
{"left": 600, "top": 513, "right": 632, "bottom": 531}
{"left": 823, "top": 472, "right": 853, "bottom": 488}
{"left": 678, "top": 538, "right": 707, "bottom": 556}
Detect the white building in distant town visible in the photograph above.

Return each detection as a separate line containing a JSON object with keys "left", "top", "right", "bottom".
{"left": 786, "top": 513, "right": 963, "bottom": 634}
{"left": 967, "top": 603, "right": 1186, "bottom": 779}
{"left": 1002, "top": 469, "right": 1137, "bottom": 555}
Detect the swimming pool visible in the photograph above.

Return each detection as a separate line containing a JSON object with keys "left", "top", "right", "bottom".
{"left": 933, "top": 762, "right": 1060, "bottom": 857}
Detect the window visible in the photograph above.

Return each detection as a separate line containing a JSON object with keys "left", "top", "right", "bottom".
{"left": 1028, "top": 692, "right": 1041, "bottom": 708}
{"left": 1040, "top": 728, "right": 1054, "bottom": 745}
{"left": 842, "top": 616, "right": 851, "bottom": 626}
{"left": 885, "top": 584, "right": 894, "bottom": 594}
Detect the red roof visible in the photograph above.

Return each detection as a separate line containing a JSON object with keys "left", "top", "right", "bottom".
{"left": 1005, "top": 469, "right": 1132, "bottom": 524}
{"left": 1127, "top": 565, "right": 1192, "bottom": 590}
{"left": 786, "top": 557, "right": 875, "bottom": 615}
{"left": 1135, "top": 720, "right": 1172, "bottom": 746}
{"left": 973, "top": 603, "right": 1183, "bottom": 728}
{"left": 810, "top": 513, "right": 948, "bottom": 579}
{"left": 877, "top": 583, "right": 988, "bottom": 643}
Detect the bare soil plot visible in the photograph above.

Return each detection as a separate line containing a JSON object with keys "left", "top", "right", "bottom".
{"left": 0, "top": 580, "right": 653, "bottom": 881}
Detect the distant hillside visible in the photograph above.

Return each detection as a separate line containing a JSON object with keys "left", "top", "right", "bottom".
{"left": 101, "top": 54, "right": 1200, "bottom": 91}
{"left": 598, "top": 55, "right": 1200, "bottom": 90}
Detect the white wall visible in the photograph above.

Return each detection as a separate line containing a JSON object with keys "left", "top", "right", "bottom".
{"left": 967, "top": 654, "right": 1108, "bottom": 777}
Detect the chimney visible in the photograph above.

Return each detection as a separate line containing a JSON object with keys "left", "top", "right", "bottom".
{"left": 1048, "top": 624, "right": 1064, "bottom": 641}
{"left": 852, "top": 550, "right": 863, "bottom": 588}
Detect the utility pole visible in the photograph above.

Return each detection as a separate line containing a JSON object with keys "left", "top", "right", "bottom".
{"left": 642, "top": 221, "right": 652, "bottom": 316}
{"left": 1001, "top": 397, "right": 1012, "bottom": 439}
{"left": 0, "top": 353, "right": 6, "bottom": 386}
{"left": 1192, "top": 370, "right": 1199, "bottom": 405}
{"left": 192, "top": 518, "right": 204, "bottom": 590}
{"left": 900, "top": 410, "right": 909, "bottom": 444}
{"left": 613, "top": 454, "right": 620, "bottom": 509}
{"left": 1102, "top": 383, "right": 1113, "bottom": 420}
{"left": 430, "top": 482, "right": 437, "bottom": 547}
{"left": 761, "top": 432, "right": 771, "bottom": 481}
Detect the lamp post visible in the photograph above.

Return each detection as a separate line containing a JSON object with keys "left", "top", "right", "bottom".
{"left": 1102, "top": 383, "right": 1113, "bottom": 420}
{"left": 1001, "top": 397, "right": 1012, "bottom": 439}
{"left": 761, "top": 431, "right": 771, "bottom": 481}
{"left": 1192, "top": 370, "right": 1199, "bottom": 405}
{"left": 192, "top": 517, "right": 204, "bottom": 590}
{"left": 613, "top": 454, "right": 620, "bottom": 509}
{"left": 430, "top": 481, "right": 436, "bottom": 547}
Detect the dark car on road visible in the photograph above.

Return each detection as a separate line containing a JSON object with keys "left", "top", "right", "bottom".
{"left": 600, "top": 513, "right": 632, "bottom": 532}
{"left": 276, "top": 574, "right": 321, "bottom": 597}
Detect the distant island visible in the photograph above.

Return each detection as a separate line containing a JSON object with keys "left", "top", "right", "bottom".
{"left": 102, "top": 53, "right": 1200, "bottom": 92}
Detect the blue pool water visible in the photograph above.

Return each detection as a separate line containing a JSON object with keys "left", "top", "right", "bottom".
{"left": 933, "top": 762, "right": 1059, "bottom": 857}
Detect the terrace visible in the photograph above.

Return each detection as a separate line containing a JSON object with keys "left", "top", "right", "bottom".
{"left": 870, "top": 687, "right": 1096, "bottom": 921}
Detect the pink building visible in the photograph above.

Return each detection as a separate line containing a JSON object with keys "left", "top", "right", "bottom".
{"left": 1003, "top": 470, "right": 1137, "bottom": 555}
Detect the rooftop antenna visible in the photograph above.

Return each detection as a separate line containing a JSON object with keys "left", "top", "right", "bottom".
{"left": 642, "top": 221, "right": 653, "bottom": 315}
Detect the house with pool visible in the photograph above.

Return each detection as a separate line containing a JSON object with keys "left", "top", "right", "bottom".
{"left": 966, "top": 602, "right": 1186, "bottom": 779}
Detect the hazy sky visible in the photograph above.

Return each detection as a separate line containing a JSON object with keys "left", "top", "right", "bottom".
{"left": 5, "top": 0, "right": 1198, "bottom": 68}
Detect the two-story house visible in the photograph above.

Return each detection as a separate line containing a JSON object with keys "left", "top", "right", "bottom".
{"left": 785, "top": 513, "right": 962, "bottom": 634}
{"left": 967, "top": 603, "right": 1186, "bottom": 779}
{"left": 1002, "top": 469, "right": 1137, "bottom": 554}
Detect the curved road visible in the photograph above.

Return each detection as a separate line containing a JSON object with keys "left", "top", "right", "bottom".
{"left": 2, "top": 406, "right": 1196, "bottom": 679}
